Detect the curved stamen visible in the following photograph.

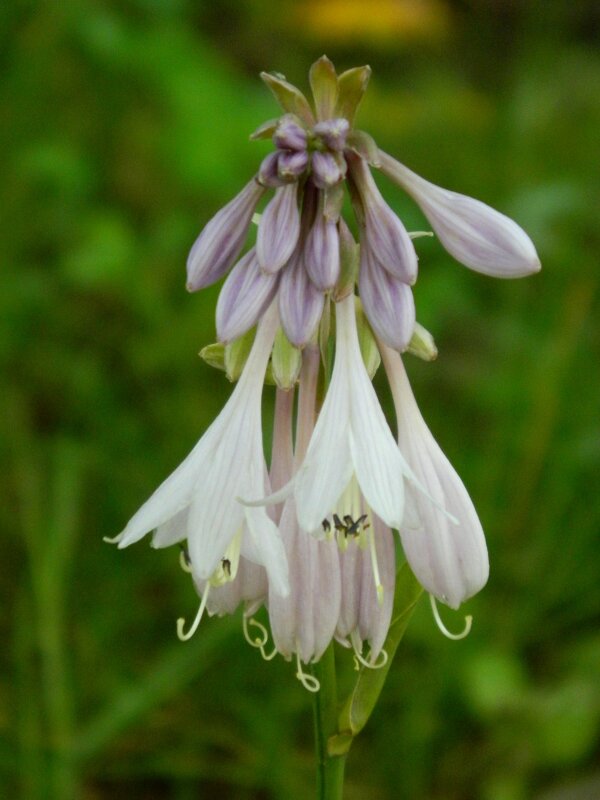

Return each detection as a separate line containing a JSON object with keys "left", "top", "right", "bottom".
{"left": 260, "top": 646, "right": 278, "bottom": 662}
{"left": 103, "top": 534, "right": 122, "bottom": 544}
{"left": 430, "top": 594, "right": 472, "bottom": 641}
{"left": 295, "top": 651, "right": 320, "bottom": 693}
{"left": 368, "top": 530, "right": 384, "bottom": 606}
{"left": 242, "top": 616, "right": 278, "bottom": 661}
{"left": 176, "top": 582, "right": 211, "bottom": 641}
{"left": 179, "top": 550, "right": 193, "bottom": 573}
{"left": 353, "top": 646, "right": 389, "bottom": 670}
{"left": 242, "top": 616, "right": 269, "bottom": 649}
{"left": 408, "top": 231, "right": 434, "bottom": 240}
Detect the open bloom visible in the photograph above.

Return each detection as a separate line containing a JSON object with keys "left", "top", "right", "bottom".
{"left": 380, "top": 346, "right": 489, "bottom": 609}
{"left": 114, "top": 303, "right": 289, "bottom": 609}
{"left": 288, "top": 293, "right": 418, "bottom": 535}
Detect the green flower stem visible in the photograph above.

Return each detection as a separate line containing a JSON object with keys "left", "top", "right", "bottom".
{"left": 311, "top": 647, "right": 347, "bottom": 800}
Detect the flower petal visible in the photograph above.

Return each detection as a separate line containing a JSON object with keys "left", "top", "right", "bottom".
{"left": 294, "top": 360, "right": 353, "bottom": 533}
{"left": 216, "top": 248, "right": 280, "bottom": 343}
{"left": 186, "top": 178, "right": 265, "bottom": 291}
{"left": 382, "top": 347, "right": 489, "bottom": 608}
{"left": 359, "top": 245, "right": 415, "bottom": 351}
{"left": 278, "top": 250, "right": 325, "bottom": 347}
{"left": 257, "top": 183, "right": 301, "bottom": 273}
{"left": 378, "top": 151, "right": 541, "bottom": 278}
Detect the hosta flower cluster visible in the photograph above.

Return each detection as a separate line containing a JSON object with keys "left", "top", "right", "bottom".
{"left": 111, "top": 58, "right": 540, "bottom": 690}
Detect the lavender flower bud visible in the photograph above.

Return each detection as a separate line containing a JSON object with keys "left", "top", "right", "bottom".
{"left": 378, "top": 151, "right": 541, "bottom": 278}
{"left": 278, "top": 149, "right": 309, "bottom": 181}
{"left": 257, "top": 183, "right": 301, "bottom": 273}
{"left": 258, "top": 152, "right": 285, "bottom": 187}
{"left": 311, "top": 151, "right": 346, "bottom": 189}
{"left": 305, "top": 211, "right": 340, "bottom": 291}
{"left": 351, "top": 157, "right": 418, "bottom": 284}
{"left": 313, "top": 118, "right": 350, "bottom": 151}
{"left": 186, "top": 179, "right": 266, "bottom": 292}
{"left": 359, "top": 246, "right": 415, "bottom": 351}
{"left": 279, "top": 248, "right": 325, "bottom": 347}
{"left": 273, "top": 115, "right": 308, "bottom": 151}
{"left": 216, "top": 248, "right": 280, "bottom": 343}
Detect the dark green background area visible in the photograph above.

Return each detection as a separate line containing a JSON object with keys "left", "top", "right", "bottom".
{"left": 1, "top": 2, "right": 598, "bottom": 798}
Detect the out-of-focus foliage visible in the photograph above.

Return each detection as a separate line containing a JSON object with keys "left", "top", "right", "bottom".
{"left": 1, "top": 1, "right": 599, "bottom": 798}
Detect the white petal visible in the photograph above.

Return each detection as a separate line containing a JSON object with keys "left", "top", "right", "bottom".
{"left": 383, "top": 347, "right": 489, "bottom": 608}
{"left": 245, "top": 505, "right": 289, "bottom": 598}
{"left": 336, "top": 293, "right": 409, "bottom": 528}
{"left": 151, "top": 507, "right": 189, "bottom": 549}
{"left": 294, "top": 366, "right": 353, "bottom": 532}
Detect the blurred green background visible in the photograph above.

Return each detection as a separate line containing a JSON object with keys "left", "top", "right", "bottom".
{"left": 2, "top": 1, "right": 599, "bottom": 798}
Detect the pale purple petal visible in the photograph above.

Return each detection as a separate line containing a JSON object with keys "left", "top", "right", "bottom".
{"left": 350, "top": 157, "right": 418, "bottom": 284}
{"left": 273, "top": 115, "right": 308, "bottom": 151}
{"left": 258, "top": 152, "right": 285, "bottom": 187}
{"left": 304, "top": 212, "right": 340, "bottom": 291}
{"left": 278, "top": 250, "right": 325, "bottom": 347}
{"left": 359, "top": 246, "right": 415, "bottom": 352}
{"left": 186, "top": 178, "right": 265, "bottom": 291}
{"left": 311, "top": 151, "right": 346, "bottom": 189}
{"left": 269, "top": 497, "right": 341, "bottom": 662}
{"left": 378, "top": 151, "right": 541, "bottom": 278}
{"left": 358, "top": 517, "right": 395, "bottom": 659}
{"left": 313, "top": 118, "right": 350, "bottom": 151}
{"left": 216, "top": 248, "right": 280, "bottom": 343}
{"left": 257, "top": 184, "right": 301, "bottom": 273}
{"left": 278, "top": 150, "right": 309, "bottom": 181}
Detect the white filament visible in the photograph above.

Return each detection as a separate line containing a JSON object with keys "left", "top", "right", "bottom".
{"left": 430, "top": 595, "right": 472, "bottom": 641}
{"left": 176, "top": 582, "right": 211, "bottom": 641}
{"left": 295, "top": 651, "right": 320, "bottom": 693}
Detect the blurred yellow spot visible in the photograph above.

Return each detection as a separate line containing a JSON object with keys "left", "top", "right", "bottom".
{"left": 297, "top": 0, "right": 450, "bottom": 43}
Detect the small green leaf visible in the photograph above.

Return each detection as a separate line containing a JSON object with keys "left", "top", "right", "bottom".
{"left": 260, "top": 72, "right": 315, "bottom": 126}
{"left": 335, "top": 66, "right": 371, "bottom": 125}
{"left": 407, "top": 322, "right": 438, "bottom": 362}
{"left": 309, "top": 55, "right": 338, "bottom": 121}
{"left": 323, "top": 182, "right": 345, "bottom": 222}
{"left": 333, "top": 220, "right": 359, "bottom": 301}
{"left": 224, "top": 328, "right": 255, "bottom": 381}
{"left": 250, "top": 117, "right": 280, "bottom": 140}
{"left": 346, "top": 130, "right": 381, "bottom": 167}
{"left": 199, "top": 342, "right": 226, "bottom": 372}
{"left": 355, "top": 298, "right": 381, "bottom": 378}
{"left": 331, "top": 563, "right": 423, "bottom": 752}
{"left": 271, "top": 327, "right": 302, "bottom": 389}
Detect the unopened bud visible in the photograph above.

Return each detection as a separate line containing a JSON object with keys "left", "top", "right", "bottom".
{"left": 199, "top": 342, "right": 226, "bottom": 372}
{"left": 271, "top": 327, "right": 303, "bottom": 389}
{"left": 354, "top": 297, "right": 381, "bottom": 378}
{"left": 224, "top": 329, "right": 255, "bottom": 382}
{"left": 407, "top": 323, "right": 438, "bottom": 361}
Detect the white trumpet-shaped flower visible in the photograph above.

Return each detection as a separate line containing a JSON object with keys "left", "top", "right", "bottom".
{"left": 114, "top": 303, "right": 289, "bottom": 598}
{"left": 292, "top": 293, "right": 418, "bottom": 534}
{"left": 380, "top": 345, "right": 489, "bottom": 609}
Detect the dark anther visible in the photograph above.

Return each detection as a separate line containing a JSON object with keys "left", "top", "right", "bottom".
{"left": 333, "top": 514, "right": 346, "bottom": 532}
